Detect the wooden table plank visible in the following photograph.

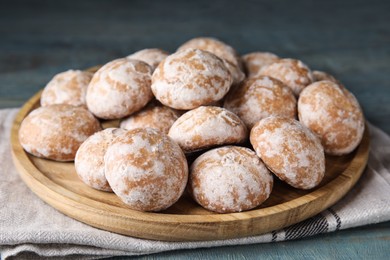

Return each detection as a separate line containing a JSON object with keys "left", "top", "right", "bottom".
{"left": 1, "top": 0, "right": 389, "bottom": 258}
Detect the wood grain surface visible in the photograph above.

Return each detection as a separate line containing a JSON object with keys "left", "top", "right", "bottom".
{"left": 11, "top": 90, "right": 369, "bottom": 241}
{"left": 1, "top": 0, "right": 389, "bottom": 258}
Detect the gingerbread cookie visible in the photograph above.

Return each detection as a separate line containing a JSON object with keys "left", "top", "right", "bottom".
{"left": 127, "top": 48, "right": 169, "bottom": 71}
{"left": 19, "top": 104, "right": 101, "bottom": 161}
{"left": 151, "top": 49, "right": 232, "bottom": 110}
{"left": 168, "top": 106, "right": 247, "bottom": 153}
{"left": 41, "top": 70, "right": 93, "bottom": 107}
{"left": 242, "top": 52, "right": 279, "bottom": 78}
{"left": 298, "top": 80, "right": 365, "bottom": 155}
{"left": 189, "top": 146, "right": 273, "bottom": 213}
{"left": 86, "top": 58, "right": 153, "bottom": 119}
{"left": 120, "top": 102, "right": 179, "bottom": 134}
{"left": 250, "top": 116, "right": 325, "bottom": 189}
{"left": 261, "top": 58, "right": 314, "bottom": 96}
{"left": 224, "top": 76, "right": 296, "bottom": 129}
{"left": 75, "top": 128, "right": 126, "bottom": 192}
{"left": 104, "top": 128, "right": 188, "bottom": 212}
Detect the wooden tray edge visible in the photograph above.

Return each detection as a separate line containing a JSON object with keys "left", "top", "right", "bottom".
{"left": 10, "top": 91, "right": 370, "bottom": 241}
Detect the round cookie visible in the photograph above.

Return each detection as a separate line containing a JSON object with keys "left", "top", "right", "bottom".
{"left": 41, "top": 70, "right": 93, "bottom": 107}
{"left": 223, "top": 59, "right": 246, "bottom": 86}
{"left": 151, "top": 48, "right": 233, "bottom": 110}
{"left": 75, "top": 128, "right": 126, "bottom": 192}
{"left": 189, "top": 146, "right": 273, "bottom": 213}
{"left": 86, "top": 58, "right": 153, "bottom": 119}
{"left": 19, "top": 104, "right": 101, "bottom": 161}
{"left": 127, "top": 48, "right": 169, "bottom": 71}
{"left": 177, "top": 37, "right": 245, "bottom": 85}
{"left": 242, "top": 52, "right": 279, "bottom": 78}
{"left": 224, "top": 76, "right": 297, "bottom": 129}
{"left": 312, "top": 70, "right": 343, "bottom": 86}
{"left": 261, "top": 58, "right": 314, "bottom": 96}
{"left": 250, "top": 116, "right": 325, "bottom": 190}
{"left": 104, "top": 128, "right": 188, "bottom": 212}
{"left": 312, "top": 70, "right": 336, "bottom": 82}
{"left": 177, "top": 37, "right": 242, "bottom": 69}
{"left": 120, "top": 103, "right": 179, "bottom": 134}
{"left": 168, "top": 106, "right": 247, "bottom": 153}
{"left": 298, "top": 80, "right": 365, "bottom": 155}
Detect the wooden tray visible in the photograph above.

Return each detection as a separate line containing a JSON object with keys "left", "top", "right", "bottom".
{"left": 10, "top": 90, "right": 370, "bottom": 241}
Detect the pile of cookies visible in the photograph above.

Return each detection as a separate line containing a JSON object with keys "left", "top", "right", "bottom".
{"left": 18, "top": 37, "right": 365, "bottom": 213}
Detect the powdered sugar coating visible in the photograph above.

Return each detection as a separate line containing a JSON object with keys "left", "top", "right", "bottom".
{"left": 127, "top": 48, "right": 169, "bottom": 71}
{"left": 242, "top": 52, "right": 279, "bottom": 78}
{"left": 177, "top": 37, "right": 245, "bottom": 85}
{"left": 250, "top": 116, "right": 325, "bottom": 190}
{"left": 104, "top": 128, "right": 188, "bottom": 212}
{"left": 75, "top": 128, "right": 126, "bottom": 192}
{"left": 19, "top": 104, "right": 101, "bottom": 161}
{"left": 151, "top": 49, "right": 233, "bottom": 110}
{"left": 261, "top": 58, "right": 314, "bottom": 96}
{"left": 189, "top": 146, "right": 273, "bottom": 213}
{"left": 224, "top": 76, "right": 297, "bottom": 129}
{"left": 177, "top": 37, "right": 242, "bottom": 69}
{"left": 168, "top": 106, "right": 248, "bottom": 153}
{"left": 86, "top": 58, "right": 153, "bottom": 119}
{"left": 120, "top": 103, "right": 179, "bottom": 134}
{"left": 298, "top": 80, "right": 365, "bottom": 155}
{"left": 312, "top": 70, "right": 337, "bottom": 83}
{"left": 223, "top": 59, "right": 246, "bottom": 86}
{"left": 41, "top": 70, "right": 93, "bottom": 107}
{"left": 312, "top": 70, "right": 345, "bottom": 88}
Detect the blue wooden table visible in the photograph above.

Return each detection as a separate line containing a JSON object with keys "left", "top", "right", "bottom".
{"left": 1, "top": 0, "right": 389, "bottom": 258}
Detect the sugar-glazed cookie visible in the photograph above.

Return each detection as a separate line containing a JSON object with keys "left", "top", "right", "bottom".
{"left": 189, "top": 146, "right": 273, "bottom": 213}
{"left": 151, "top": 49, "right": 232, "bottom": 110}
{"left": 104, "top": 128, "right": 188, "bottom": 212}
{"left": 168, "top": 106, "right": 247, "bottom": 153}
{"left": 86, "top": 58, "right": 153, "bottom": 119}
{"left": 261, "top": 58, "right": 314, "bottom": 96}
{"left": 19, "top": 104, "right": 101, "bottom": 161}
{"left": 41, "top": 70, "right": 93, "bottom": 107}
{"left": 224, "top": 76, "right": 296, "bottom": 129}
{"left": 120, "top": 102, "right": 179, "bottom": 134}
{"left": 127, "top": 48, "right": 169, "bottom": 71}
{"left": 298, "top": 80, "right": 365, "bottom": 155}
{"left": 177, "top": 37, "right": 245, "bottom": 85}
{"left": 250, "top": 116, "right": 325, "bottom": 189}
{"left": 242, "top": 52, "right": 279, "bottom": 78}
{"left": 75, "top": 128, "right": 126, "bottom": 192}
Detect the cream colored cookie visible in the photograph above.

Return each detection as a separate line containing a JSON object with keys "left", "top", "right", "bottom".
{"left": 86, "top": 58, "right": 153, "bottom": 119}
{"left": 120, "top": 103, "right": 179, "bottom": 134}
{"left": 75, "top": 128, "right": 126, "bottom": 192}
{"left": 168, "top": 106, "right": 247, "bottom": 153}
{"left": 151, "top": 49, "right": 232, "bottom": 110}
{"left": 104, "top": 128, "right": 188, "bottom": 212}
{"left": 41, "top": 70, "right": 93, "bottom": 107}
{"left": 242, "top": 52, "right": 279, "bottom": 78}
{"left": 177, "top": 37, "right": 242, "bottom": 69}
{"left": 312, "top": 70, "right": 336, "bottom": 82}
{"left": 189, "top": 146, "right": 273, "bottom": 213}
{"left": 223, "top": 59, "right": 246, "bottom": 86}
{"left": 298, "top": 80, "right": 365, "bottom": 155}
{"left": 261, "top": 58, "right": 314, "bottom": 96}
{"left": 177, "top": 37, "right": 245, "bottom": 85}
{"left": 250, "top": 116, "right": 325, "bottom": 190}
{"left": 19, "top": 104, "right": 101, "bottom": 161}
{"left": 127, "top": 48, "right": 169, "bottom": 71}
{"left": 224, "top": 76, "right": 297, "bottom": 129}
{"left": 312, "top": 70, "right": 344, "bottom": 87}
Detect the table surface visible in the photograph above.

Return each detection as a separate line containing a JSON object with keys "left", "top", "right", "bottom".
{"left": 1, "top": 0, "right": 389, "bottom": 259}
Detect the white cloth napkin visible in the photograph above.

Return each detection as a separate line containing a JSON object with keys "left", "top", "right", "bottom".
{"left": 1, "top": 108, "right": 390, "bottom": 259}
